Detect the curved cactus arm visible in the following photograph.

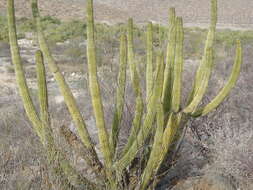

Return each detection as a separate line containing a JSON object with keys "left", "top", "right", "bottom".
{"left": 162, "top": 8, "right": 176, "bottom": 113}
{"left": 31, "top": 0, "right": 95, "bottom": 153}
{"left": 139, "top": 102, "right": 164, "bottom": 190}
{"left": 7, "top": 0, "right": 44, "bottom": 142}
{"left": 183, "top": 48, "right": 214, "bottom": 114}
{"left": 114, "top": 52, "right": 164, "bottom": 173}
{"left": 146, "top": 22, "right": 153, "bottom": 102}
{"left": 86, "top": 0, "right": 113, "bottom": 169}
{"left": 109, "top": 34, "right": 127, "bottom": 156}
{"left": 192, "top": 40, "right": 242, "bottom": 117}
{"left": 171, "top": 17, "right": 184, "bottom": 113}
{"left": 187, "top": 0, "right": 217, "bottom": 105}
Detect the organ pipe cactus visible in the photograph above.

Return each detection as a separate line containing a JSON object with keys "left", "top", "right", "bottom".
{"left": 5, "top": 0, "right": 242, "bottom": 189}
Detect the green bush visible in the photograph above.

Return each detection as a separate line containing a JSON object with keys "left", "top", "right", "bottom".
{"left": 17, "top": 17, "right": 35, "bottom": 32}
{"left": 41, "top": 19, "right": 86, "bottom": 43}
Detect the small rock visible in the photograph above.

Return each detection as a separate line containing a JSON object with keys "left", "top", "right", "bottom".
{"left": 79, "top": 41, "right": 87, "bottom": 47}
{"left": 55, "top": 95, "right": 64, "bottom": 104}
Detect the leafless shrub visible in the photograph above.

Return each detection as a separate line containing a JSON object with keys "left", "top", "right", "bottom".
{"left": 203, "top": 119, "right": 253, "bottom": 186}
{"left": 0, "top": 102, "right": 45, "bottom": 190}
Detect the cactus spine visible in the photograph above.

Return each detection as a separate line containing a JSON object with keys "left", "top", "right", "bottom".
{"left": 5, "top": 0, "right": 243, "bottom": 189}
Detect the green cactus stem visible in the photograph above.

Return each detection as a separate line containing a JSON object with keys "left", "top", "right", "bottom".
{"left": 171, "top": 17, "right": 184, "bottom": 113}
{"left": 139, "top": 101, "right": 164, "bottom": 190}
{"left": 121, "top": 18, "right": 144, "bottom": 157}
{"left": 162, "top": 8, "right": 176, "bottom": 113}
{"left": 7, "top": 0, "right": 44, "bottom": 143}
{"left": 193, "top": 40, "right": 242, "bottom": 117}
{"left": 115, "top": 52, "right": 165, "bottom": 173}
{"left": 31, "top": 0, "right": 96, "bottom": 155}
{"left": 146, "top": 22, "right": 154, "bottom": 102}
{"left": 35, "top": 50, "right": 49, "bottom": 126}
{"left": 86, "top": 0, "right": 113, "bottom": 172}
{"left": 110, "top": 34, "right": 127, "bottom": 156}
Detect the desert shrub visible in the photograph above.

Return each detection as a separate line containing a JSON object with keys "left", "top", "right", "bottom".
{"left": 216, "top": 30, "right": 253, "bottom": 50}
{"left": 0, "top": 16, "right": 34, "bottom": 41}
{"left": 46, "top": 20, "right": 86, "bottom": 42}
{"left": 206, "top": 121, "right": 253, "bottom": 183}
{"left": 5, "top": 65, "right": 15, "bottom": 73}
{"left": 184, "top": 28, "right": 207, "bottom": 59}
{"left": 0, "top": 104, "right": 45, "bottom": 190}
{"left": 17, "top": 17, "right": 35, "bottom": 32}
{"left": 0, "top": 16, "right": 9, "bottom": 41}
{"left": 181, "top": 43, "right": 253, "bottom": 188}
{"left": 63, "top": 37, "right": 86, "bottom": 65}
{"left": 95, "top": 24, "right": 121, "bottom": 67}
{"left": 40, "top": 15, "right": 61, "bottom": 27}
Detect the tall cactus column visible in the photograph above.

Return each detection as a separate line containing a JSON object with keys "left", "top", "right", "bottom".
{"left": 86, "top": 0, "right": 116, "bottom": 187}
{"left": 120, "top": 18, "right": 144, "bottom": 157}
{"left": 7, "top": 0, "right": 44, "bottom": 143}
{"left": 8, "top": 1, "right": 99, "bottom": 188}
{"left": 86, "top": 0, "right": 112, "bottom": 164}
{"left": 109, "top": 34, "right": 127, "bottom": 156}
{"left": 146, "top": 22, "right": 153, "bottom": 102}
{"left": 31, "top": 0, "right": 96, "bottom": 153}
{"left": 162, "top": 8, "right": 176, "bottom": 113}
{"left": 30, "top": 0, "right": 103, "bottom": 181}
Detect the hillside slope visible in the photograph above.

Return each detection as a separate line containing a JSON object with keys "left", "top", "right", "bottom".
{"left": 0, "top": 0, "right": 253, "bottom": 28}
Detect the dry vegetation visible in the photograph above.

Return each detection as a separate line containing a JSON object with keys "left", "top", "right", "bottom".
{"left": 0, "top": 1, "right": 253, "bottom": 189}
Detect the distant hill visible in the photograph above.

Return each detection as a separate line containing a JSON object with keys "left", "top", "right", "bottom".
{"left": 1, "top": 0, "right": 253, "bottom": 29}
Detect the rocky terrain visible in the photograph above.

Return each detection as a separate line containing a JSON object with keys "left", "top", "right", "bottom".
{"left": 1, "top": 0, "right": 253, "bottom": 29}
